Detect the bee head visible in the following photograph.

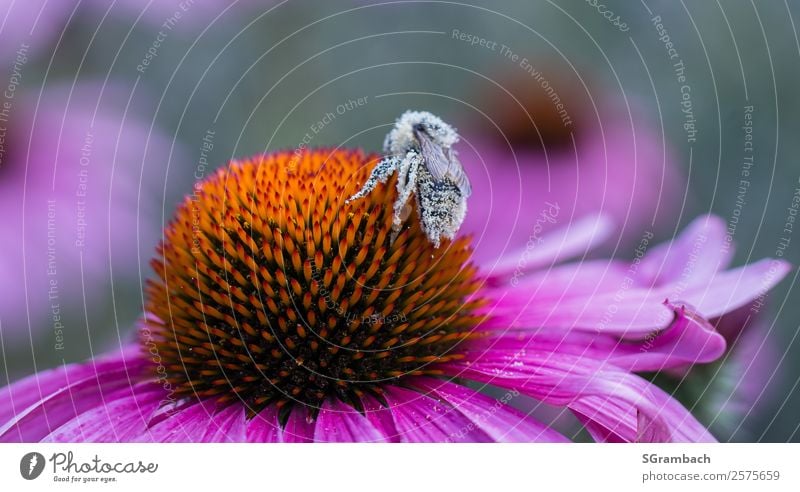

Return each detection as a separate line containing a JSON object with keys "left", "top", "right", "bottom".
{"left": 383, "top": 110, "right": 459, "bottom": 156}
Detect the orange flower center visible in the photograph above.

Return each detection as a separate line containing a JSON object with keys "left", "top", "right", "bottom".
{"left": 144, "top": 148, "right": 484, "bottom": 415}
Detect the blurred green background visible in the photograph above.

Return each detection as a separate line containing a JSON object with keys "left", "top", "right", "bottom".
{"left": 2, "top": 0, "right": 798, "bottom": 442}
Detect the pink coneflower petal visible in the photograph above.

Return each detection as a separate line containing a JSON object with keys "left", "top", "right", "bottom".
{"left": 361, "top": 394, "right": 401, "bottom": 441}
{"left": 485, "top": 214, "right": 613, "bottom": 281}
{"left": 486, "top": 258, "right": 789, "bottom": 339}
{"left": 605, "top": 302, "right": 725, "bottom": 371}
{"left": 0, "top": 348, "right": 139, "bottom": 425}
{"left": 136, "top": 382, "right": 324, "bottom": 442}
{"left": 635, "top": 410, "right": 675, "bottom": 443}
{"left": 479, "top": 303, "right": 724, "bottom": 373}
{"left": 571, "top": 400, "right": 677, "bottom": 443}
{"left": 640, "top": 215, "right": 733, "bottom": 286}
{"left": 413, "top": 378, "right": 569, "bottom": 442}
{"left": 678, "top": 259, "right": 791, "bottom": 318}
{"left": 484, "top": 286, "right": 669, "bottom": 335}
{"left": 246, "top": 404, "right": 318, "bottom": 443}
{"left": 570, "top": 397, "right": 633, "bottom": 442}
{"left": 141, "top": 400, "right": 220, "bottom": 442}
{"left": 498, "top": 260, "right": 630, "bottom": 298}
{"left": 246, "top": 406, "right": 282, "bottom": 442}
{"left": 42, "top": 384, "right": 162, "bottom": 443}
{"left": 200, "top": 404, "right": 247, "bottom": 443}
{"left": 313, "top": 399, "right": 389, "bottom": 443}
{"left": 381, "top": 386, "right": 493, "bottom": 442}
{"left": 281, "top": 405, "right": 317, "bottom": 443}
{"left": 141, "top": 401, "right": 248, "bottom": 443}
{"left": 0, "top": 364, "right": 140, "bottom": 442}
{"left": 443, "top": 348, "right": 715, "bottom": 442}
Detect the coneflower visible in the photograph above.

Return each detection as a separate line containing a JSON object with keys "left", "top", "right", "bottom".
{"left": 0, "top": 145, "right": 788, "bottom": 442}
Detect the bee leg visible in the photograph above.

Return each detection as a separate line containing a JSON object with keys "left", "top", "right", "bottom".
{"left": 346, "top": 155, "right": 400, "bottom": 202}
{"left": 390, "top": 155, "right": 421, "bottom": 242}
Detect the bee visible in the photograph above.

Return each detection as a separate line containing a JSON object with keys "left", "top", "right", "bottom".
{"left": 347, "top": 110, "right": 471, "bottom": 248}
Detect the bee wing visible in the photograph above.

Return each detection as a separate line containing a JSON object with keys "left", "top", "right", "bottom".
{"left": 446, "top": 148, "right": 472, "bottom": 197}
{"left": 414, "top": 127, "right": 451, "bottom": 181}
{"left": 415, "top": 128, "right": 472, "bottom": 197}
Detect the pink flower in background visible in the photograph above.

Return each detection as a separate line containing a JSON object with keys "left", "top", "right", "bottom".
{"left": 0, "top": 0, "right": 75, "bottom": 66}
{"left": 0, "top": 84, "right": 181, "bottom": 341}
{"left": 0, "top": 149, "right": 787, "bottom": 443}
{"left": 83, "top": 0, "right": 269, "bottom": 31}
{"left": 0, "top": 1, "right": 183, "bottom": 341}
{"left": 458, "top": 68, "right": 680, "bottom": 264}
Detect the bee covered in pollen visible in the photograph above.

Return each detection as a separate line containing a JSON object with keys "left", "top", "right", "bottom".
{"left": 347, "top": 110, "right": 472, "bottom": 248}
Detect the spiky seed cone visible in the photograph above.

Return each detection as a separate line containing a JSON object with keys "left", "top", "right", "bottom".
{"left": 145, "top": 148, "right": 485, "bottom": 415}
